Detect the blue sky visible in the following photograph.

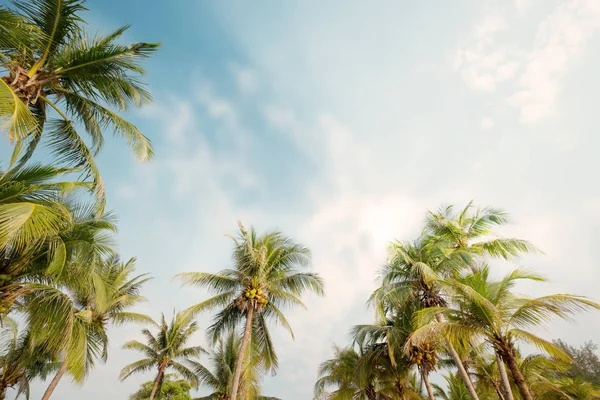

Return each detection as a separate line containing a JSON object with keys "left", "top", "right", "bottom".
{"left": 4, "top": 0, "right": 600, "bottom": 398}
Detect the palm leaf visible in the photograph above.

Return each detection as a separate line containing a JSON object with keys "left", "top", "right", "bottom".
{"left": 0, "top": 77, "right": 39, "bottom": 142}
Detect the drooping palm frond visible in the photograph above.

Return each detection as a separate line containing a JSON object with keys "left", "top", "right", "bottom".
{"left": 2, "top": 0, "right": 159, "bottom": 200}
{"left": 0, "top": 77, "right": 38, "bottom": 141}
{"left": 13, "top": 0, "right": 86, "bottom": 71}
{"left": 508, "top": 294, "right": 600, "bottom": 331}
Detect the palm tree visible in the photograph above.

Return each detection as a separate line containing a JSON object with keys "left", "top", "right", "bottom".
{"left": 409, "top": 266, "right": 600, "bottom": 400}
{"left": 314, "top": 344, "right": 379, "bottom": 400}
{"left": 357, "top": 343, "right": 423, "bottom": 400}
{"left": 40, "top": 256, "right": 152, "bottom": 399}
{"left": 194, "top": 331, "right": 281, "bottom": 400}
{"left": 352, "top": 302, "right": 428, "bottom": 400}
{"left": 13, "top": 202, "right": 117, "bottom": 346}
{"left": 0, "top": 322, "right": 56, "bottom": 400}
{"left": 175, "top": 222, "right": 324, "bottom": 400}
{"left": 1, "top": 0, "right": 159, "bottom": 207}
{"left": 0, "top": 163, "right": 85, "bottom": 316}
{"left": 129, "top": 373, "right": 193, "bottom": 400}
{"left": 433, "top": 373, "right": 472, "bottom": 400}
{"left": 371, "top": 234, "right": 478, "bottom": 400}
{"left": 120, "top": 311, "right": 204, "bottom": 400}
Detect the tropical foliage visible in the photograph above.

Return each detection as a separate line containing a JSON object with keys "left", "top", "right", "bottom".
{"left": 193, "top": 332, "right": 280, "bottom": 400}
{"left": 1, "top": 1, "right": 598, "bottom": 400}
{"left": 120, "top": 312, "right": 204, "bottom": 400}
{"left": 129, "top": 374, "right": 193, "bottom": 400}
{"left": 175, "top": 222, "right": 324, "bottom": 400}
{"left": 314, "top": 203, "right": 600, "bottom": 400}
{"left": 1, "top": 0, "right": 159, "bottom": 209}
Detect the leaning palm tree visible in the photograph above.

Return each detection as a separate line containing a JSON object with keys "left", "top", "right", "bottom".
{"left": 371, "top": 234, "right": 480, "bottom": 400}
{"left": 39, "top": 256, "right": 152, "bottom": 399}
{"left": 194, "top": 331, "right": 280, "bottom": 400}
{"left": 409, "top": 266, "right": 600, "bottom": 400}
{"left": 120, "top": 311, "right": 204, "bottom": 400}
{"left": 175, "top": 222, "right": 324, "bottom": 400}
{"left": 1, "top": 0, "right": 159, "bottom": 207}
{"left": 0, "top": 322, "right": 56, "bottom": 400}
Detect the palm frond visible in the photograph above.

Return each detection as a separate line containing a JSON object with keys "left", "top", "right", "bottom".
{"left": 0, "top": 77, "right": 39, "bottom": 142}
{"left": 509, "top": 294, "right": 600, "bottom": 330}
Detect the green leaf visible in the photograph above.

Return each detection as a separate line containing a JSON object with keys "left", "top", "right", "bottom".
{"left": 0, "top": 78, "right": 39, "bottom": 142}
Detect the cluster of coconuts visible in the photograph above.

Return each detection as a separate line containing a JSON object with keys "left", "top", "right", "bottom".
{"left": 0, "top": 274, "right": 13, "bottom": 313}
{"left": 244, "top": 288, "right": 268, "bottom": 305}
{"left": 0, "top": 299, "right": 13, "bottom": 314}
{"left": 409, "top": 343, "right": 437, "bottom": 368}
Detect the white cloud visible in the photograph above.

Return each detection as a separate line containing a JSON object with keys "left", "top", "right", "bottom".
{"left": 195, "top": 81, "right": 237, "bottom": 122}
{"left": 515, "top": 0, "right": 536, "bottom": 16}
{"left": 456, "top": 0, "right": 600, "bottom": 123}
{"left": 481, "top": 116, "right": 495, "bottom": 130}
{"left": 509, "top": 0, "right": 600, "bottom": 123}
{"left": 229, "top": 64, "right": 259, "bottom": 94}
{"left": 454, "top": 11, "right": 520, "bottom": 92}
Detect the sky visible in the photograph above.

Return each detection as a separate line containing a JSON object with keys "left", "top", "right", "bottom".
{"left": 3, "top": 0, "right": 600, "bottom": 398}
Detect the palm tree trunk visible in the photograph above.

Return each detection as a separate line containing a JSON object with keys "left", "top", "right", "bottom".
{"left": 436, "top": 315, "right": 479, "bottom": 400}
{"left": 502, "top": 347, "right": 533, "bottom": 400}
{"left": 495, "top": 352, "right": 514, "bottom": 400}
{"left": 231, "top": 307, "right": 255, "bottom": 400}
{"left": 0, "top": 383, "right": 6, "bottom": 400}
{"left": 148, "top": 364, "right": 166, "bottom": 400}
{"left": 41, "top": 358, "right": 68, "bottom": 400}
{"left": 422, "top": 372, "right": 435, "bottom": 400}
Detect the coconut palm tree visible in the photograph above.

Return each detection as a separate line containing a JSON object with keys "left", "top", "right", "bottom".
{"left": 7, "top": 201, "right": 116, "bottom": 337}
{"left": 194, "top": 331, "right": 281, "bottom": 400}
{"left": 370, "top": 234, "right": 479, "bottom": 400}
{"left": 1, "top": 0, "right": 159, "bottom": 208}
{"left": 120, "top": 311, "right": 204, "bottom": 400}
{"left": 352, "top": 301, "right": 429, "bottom": 400}
{"left": 433, "top": 373, "right": 472, "bottom": 400}
{"left": 40, "top": 256, "right": 152, "bottom": 399}
{"left": 356, "top": 343, "right": 423, "bottom": 400}
{"left": 0, "top": 163, "right": 85, "bottom": 316}
{"left": 175, "top": 222, "right": 324, "bottom": 400}
{"left": 409, "top": 266, "right": 600, "bottom": 400}
{"left": 0, "top": 322, "right": 56, "bottom": 400}
{"left": 314, "top": 344, "right": 380, "bottom": 400}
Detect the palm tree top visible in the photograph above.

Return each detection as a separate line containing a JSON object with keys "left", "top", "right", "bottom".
{"left": 120, "top": 310, "right": 205, "bottom": 388}
{"left": 175, "top": 222, "right": 324, "bottom": 343}
{"left": 1, "top": 0, "right": 160, "bottom": 209}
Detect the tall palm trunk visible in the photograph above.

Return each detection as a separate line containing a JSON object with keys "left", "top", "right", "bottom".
{"left": 0, "top": 382, "right": 7, "bottom": 400}
{"left": 436, "top": 315, "right": 480, "bottom": 400}
{"left": 41, "top": 358, "right": 68, "bottom": 400}
{"left": 231, "top": 307, "right": 255, "bottom": 400}
{"left": 495, "top": 352, "right": 514, "bottom": 400}
{"left": 422, "top": 372, "right": 435, "bottom": 400}
{"left": 501, "top": 346, "right": 532, "bottom": 400}
{"left": 148, "top": 363, "right": 166, "bottom": 400}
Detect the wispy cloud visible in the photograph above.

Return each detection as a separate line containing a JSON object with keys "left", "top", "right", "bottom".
{"left": 456, "top": 0, "right": 600, "bottom": 123}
